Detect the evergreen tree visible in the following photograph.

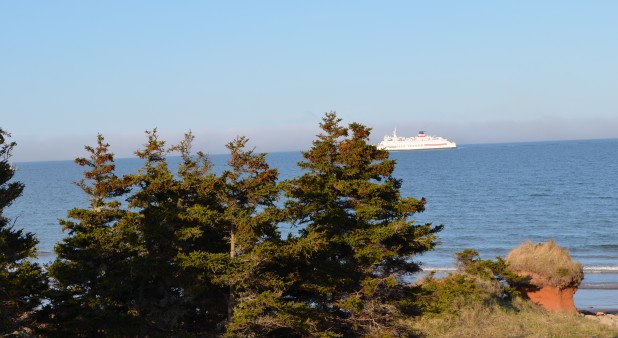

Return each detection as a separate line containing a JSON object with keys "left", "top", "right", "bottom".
{"left": 42, "top": 117, "right": 441, "bottom": 336}
{"left": 45, "top": 134, "right": 141, "bottom": 336}
{"left": 172, "top": 135, "right": 287, "bottom": 336}
{"left": 121, "top": 129, "right": 193, "bottom": 335}
{"left": 0, "top": 129, "right": 47, "bottom": 334}
{"left": 123, "top": 130, "right": 238, "bottom": 334}
{"left": 281, "top": 112, "right": 442, "bottom": 337}
{"left": 170, "top": 132, "right": 229, "bottom": 333}
{"left": 215, "top": 136, "right": 287, "bottom": 336}
{"left": 47, "top": 131, "right": 231, "bottom": 335}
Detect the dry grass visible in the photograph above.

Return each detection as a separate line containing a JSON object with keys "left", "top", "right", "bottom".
{"left": 505, "top": 240, "right": 583, "bottom": 289}
{"left": 405, "top": 298, "right": 618, "bottom": 338}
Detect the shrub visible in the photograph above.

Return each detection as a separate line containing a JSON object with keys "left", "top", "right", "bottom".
{"left": 416, "top": 249, "right": 522, "bottom": 316}
{"left": 415, "top": 272, "right": 506, "bottom": 316}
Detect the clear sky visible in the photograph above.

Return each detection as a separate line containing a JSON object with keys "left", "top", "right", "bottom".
{"left": 2, "top": 1, "right": 617, "bottom": 162}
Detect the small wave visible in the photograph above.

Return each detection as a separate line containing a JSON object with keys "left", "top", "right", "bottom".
{"left": 584, "top": 266, "right": 618, "bottom": 273}
{"left": 420, "top": 266, "right": 618, "bottom": 273}
{"left": 593, "top": 244, "right": 618, "bottom": 250}
{"left": 590, "top": 196, "right": 617, "bottom": 200}
{"left": 579, "top": 282, "right": 618, "bottom": 290}
{"left": 422, "top": 267, "right": 457, "bottom": 272}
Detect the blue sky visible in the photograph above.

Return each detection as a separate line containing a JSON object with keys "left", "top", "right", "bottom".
{"left": 2, "top": 1, "right": 617, "bottom": 162}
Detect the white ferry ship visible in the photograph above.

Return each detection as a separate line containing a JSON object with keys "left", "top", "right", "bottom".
{"left": 376, "top": 129, "right": 456, "bottom": 151}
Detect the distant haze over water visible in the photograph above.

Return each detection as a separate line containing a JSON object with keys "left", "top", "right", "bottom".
{"left": 10, "top": 116, "right": 618, "bottom": 163}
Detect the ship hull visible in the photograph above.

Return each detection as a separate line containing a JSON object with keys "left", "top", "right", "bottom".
{"left": 376, "top": 129, "right": 457, "bottom": 151}
{"left": 377, "top": 143, "right": 457, "bottom": 151}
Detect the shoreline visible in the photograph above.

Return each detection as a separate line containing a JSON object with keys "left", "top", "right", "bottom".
{"left": 579, "top": 311, "right": 618, "bottom": 329}
{"left": 578, "top": 308, "right": 618, "bottom": 315}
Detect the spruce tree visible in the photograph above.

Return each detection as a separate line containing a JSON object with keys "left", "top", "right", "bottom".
{"left": 0, "top": 129, "right": 47, "bottom": 334}
{"left": 125, "top": 130, "right": 242, "bottom": 334}
{"left": 170, "top": 132, "right": 229, "bottom": 332}
{"left": 281, "top": 112, "right": 442, "bottom": 337}
{"left": 216, "top": 136, "right": 287, "bottom": 336}
{"left": 122, "top": 129, "right": 192, "bottom": 334}
{"left": 46, "top": 134, "right": 141, "bottom": 336}
{"left": 48, "top": 131, "right": 231, "bottom": 335}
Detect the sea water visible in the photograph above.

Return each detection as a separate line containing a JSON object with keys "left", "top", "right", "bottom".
{"left": 7, "top": 139, "right": 618, "bottom": 312}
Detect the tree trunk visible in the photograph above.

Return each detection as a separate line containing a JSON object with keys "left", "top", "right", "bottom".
{"left": 228, "top": 224, "right": 236, "bottom": 321}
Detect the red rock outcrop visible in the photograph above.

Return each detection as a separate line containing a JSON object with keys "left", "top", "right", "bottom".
{"left": 506, "top": 240, "right": 583, "bottom": 314}
{"left": 520, "top": 285, "right": 577, "bottom": 314}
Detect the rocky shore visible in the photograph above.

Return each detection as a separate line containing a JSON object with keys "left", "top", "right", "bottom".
{"left": 581, "top": 311, "right": 618, "bottom": 328}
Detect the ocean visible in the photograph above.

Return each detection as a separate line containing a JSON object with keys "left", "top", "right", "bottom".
{"left": 7, "top": 138, "right": 618, "bottom": 312}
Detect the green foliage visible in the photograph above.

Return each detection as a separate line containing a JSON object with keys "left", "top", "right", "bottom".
{"left": 216, "top": 136, "right": 288, "bottom": 335}
{"left": 0, "top": 128, "right": 47, "bottom": 334}
{"left": 278, "top": 112, "right": 442, "bottom": 337}
{"left": 123, "top": 130, "right": 200, "bottom": 334}
{"left": 44, "top": 134, "right": 144, "bottom": 336}
{"left": 456, "top": 249, "right": 523, "bottom": 297}
{"left": 40, "top": 113, "right": 444, "bottom": 336}
{"left": 416, "top": 249, "right": 528, "bottom": 317}
{"left": 46, "top": 131, "right": 228, "bottom": 335}
{"left": 416, "top": 272, "right": 503, "bottom": 316}
{"left": 46, "top": 131, "right": 287, "bottom": 336}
